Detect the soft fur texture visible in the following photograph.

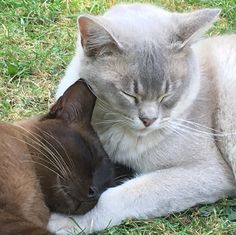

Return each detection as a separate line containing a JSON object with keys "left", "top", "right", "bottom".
{"left": 49, "top": 3, "right": 236, "bottom": 234}
{"left": 0, "top": 81, "right": 115, "bottom": 234}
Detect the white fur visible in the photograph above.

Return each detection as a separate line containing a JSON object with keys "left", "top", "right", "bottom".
{"left": 56, "top": 50, "right": 82, "bottom": 100}
{"left": 50, "top": 4, "right": 236, "bottom": 234}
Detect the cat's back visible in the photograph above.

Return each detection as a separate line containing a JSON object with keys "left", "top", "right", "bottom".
{"left": 193, "top": 35, "right": 236, "bottom": 120}
{"left": 193, "top": 35, "right": 236, "bottom": 106}
{"left": 194, "top": 35, "right": 236, "bottom": 79}
{"left": 194, "top": 34, "right": 236, "bottom": 99}
{"left": 194, "top": 34, "right": 236, "bottom": 180}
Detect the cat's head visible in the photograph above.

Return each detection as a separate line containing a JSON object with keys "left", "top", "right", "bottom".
{"left": 38, "top": 81, "right": 114, "bottom": 214}
{"left": 77, "top": 5, "right": 220, "bottom": 136}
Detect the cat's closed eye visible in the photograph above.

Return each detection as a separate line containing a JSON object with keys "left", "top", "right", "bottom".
{"left": 120, "top": 90, "right": 138, "bottom": 103}
{"left": 158, "top": 93, "right": 171, "bottom": 103}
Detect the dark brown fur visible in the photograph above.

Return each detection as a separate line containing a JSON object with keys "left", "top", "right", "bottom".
{"left": 0, "top": 81, "right": 114, "bottom": 234}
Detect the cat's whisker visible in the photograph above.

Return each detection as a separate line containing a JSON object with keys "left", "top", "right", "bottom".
{"left": 15, "top": 126, "right": 66, "bottom": 168}
{"left": 169, "top": 121, "right": 218, "bottom": 141}
{"left": 97, "top": 99, "right": 133, "bottom": 123}
{"left": 159, "top": 118, "right": 171, "bottom": 127}
{"left": 163, "top": 124, "right": 198, "bottom": 145}
{"left": 164, "top": 125, "right": 190, "bottom": 141}
{"left": 161, "top": 117, "right": 170, "bottom": 122}
{"left": 11, "top": 136, "right": 67, "bottom": 180}
{"left": 15, "top": 125, "right": 72, "bottom": 176}
{"left": 31, "top": 153, "right": 66, "bottom": 179}
{"left": 97, "top": 98, "right": 113, "bottom": 112}
{"left": 97, "top": 105, "right": 126, "bottom": 122}
{"left": 121, "top": 115, "right": 133, "bottom": 122}
{"left": 171, "top": 121, "right": 212, "bottom": 135}
{"left": 94, "top": 120, "right": 121, "bottom": 125}
{"left": 175, "top": 118, "right": 236, "bottom": 137}
{"left": 30, "top": 126, "right": 73, "bottom": 174}
{"left": 12, "top": 128, "right": 70, "bottom": 178}
{"left": 175, "top": 118, "right": 222, "bottom": 134}
{"left": 170, "top": 121, "right": 213, "bottom": 136}
{"left": 105, "top": 120, "right": 129, "bottom": 130}
{"left": 23, "top": 134, "right": 69, "bottom": 177}
{"left": 97, "top": 102, "right": 114, "bottom": 113}
{"left": 85, "top": 84, "right": 113, "bottom": 113}
{"left": 94, "top": 95, "right": 134, "bottom": 128}
{"left": 103, "top": 112, "right": 120, "bottom": 116}
{"left": 95, "top": 117, "right": 131, "bottom": 128}
{"left": 22, "top": 157, "right": 64, "bottom": 180}
{"left": 97, "top": 106, "right": 111, "bottom": 114}
{"left": 118, "top": 119, "right": 132, "bottom": 127}
{"left": 173, "top": 126, "right": 214, "bottom": 143}
{"left": 40, "top": 129, "right": 74, "bottom": 172}
{"left": 180, "top": 119, "right": 236, "bottom": 138}
{"left": 172, "top": 120, "right": 234, "bottom": 138}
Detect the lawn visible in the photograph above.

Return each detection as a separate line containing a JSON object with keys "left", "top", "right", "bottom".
{"left": 0, "top": 0, "right": 236, "bottom": 234}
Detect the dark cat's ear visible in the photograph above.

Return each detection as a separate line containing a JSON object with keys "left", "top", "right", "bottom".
{"left": 47, "top": 80, "right": 96, "bottom": 125}
{"left": 78, "top": 15, "right": 121, "bottom": 57}
{"left": 174, "top": 8, "right": 220, "bottom": 48}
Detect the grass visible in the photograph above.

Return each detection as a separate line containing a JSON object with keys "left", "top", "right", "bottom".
{"left": 0, "top": 0, "right": 236, "bottom": 234}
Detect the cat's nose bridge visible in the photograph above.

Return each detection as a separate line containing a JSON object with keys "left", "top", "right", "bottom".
{"left": 139, "top": 102, "right": 158, "bottom": 119}
{"left": 138, "top": 102, "right": 158, "bottom": 127}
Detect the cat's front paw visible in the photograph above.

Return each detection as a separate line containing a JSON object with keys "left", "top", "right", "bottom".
{"left": 48, "top": 187, "right": 125, "bottom": 234}
{"left": 47, "top": 213, "right": 85, "bottom": 235}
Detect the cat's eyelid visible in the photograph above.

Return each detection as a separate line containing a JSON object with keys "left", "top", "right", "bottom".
{"left": 121, "top": 90, "right": 137, "bottom": 99}
{"left": 158, "top": 93, "right": 171, "bottom": 103}
{"left": 120, "top": 90, "right": 139, "bottom": 103}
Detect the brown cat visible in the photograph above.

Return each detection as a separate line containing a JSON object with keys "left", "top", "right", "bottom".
{"left": 0, "top": 80, "right": 114, "bottom": 235}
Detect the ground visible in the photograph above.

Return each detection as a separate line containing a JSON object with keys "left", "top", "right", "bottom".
{"left": 0, "top": 0, "right": 236, "bottom": 234}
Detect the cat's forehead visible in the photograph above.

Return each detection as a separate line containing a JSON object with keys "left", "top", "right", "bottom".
{"left": 137, "top": 43, "right": 168, "bottom": 92}
{"left": 90, "top": 40, "right": 185, "bottom": 99}
{"left": 115, "top": 42, "right": 170, "bottom": 95}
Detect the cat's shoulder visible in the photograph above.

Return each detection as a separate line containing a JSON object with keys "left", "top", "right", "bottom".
{"left": 194, "top": 34, "right": 236, "bottom": 50}
{"left": 193, "top": 34, "right": 236, "bottom": 61}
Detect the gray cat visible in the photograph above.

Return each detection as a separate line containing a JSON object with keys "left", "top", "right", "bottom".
{"left": 48, "top": 3, "right": 236, "bottom": 234}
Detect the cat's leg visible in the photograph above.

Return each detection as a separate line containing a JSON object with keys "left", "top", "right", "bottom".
{"left": 0, "top": 209, "right": 54, "bottom": 235}
{"left": 48, "top": 162, "right": 236, "bottom": 234}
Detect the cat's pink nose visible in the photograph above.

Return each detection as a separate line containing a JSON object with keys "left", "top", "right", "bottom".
{"left": 140, "top": 117, "right": 157, "bottom": 127}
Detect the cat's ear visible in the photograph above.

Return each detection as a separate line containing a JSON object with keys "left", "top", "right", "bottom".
{"left": 78, "top": 15, "right": 121, "bottom": 57}
{"left": 46, "top": 81, "right": 96, "bottom": 125}
{"left": 174, "top": 8, "right": 220, "bottom": 48}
